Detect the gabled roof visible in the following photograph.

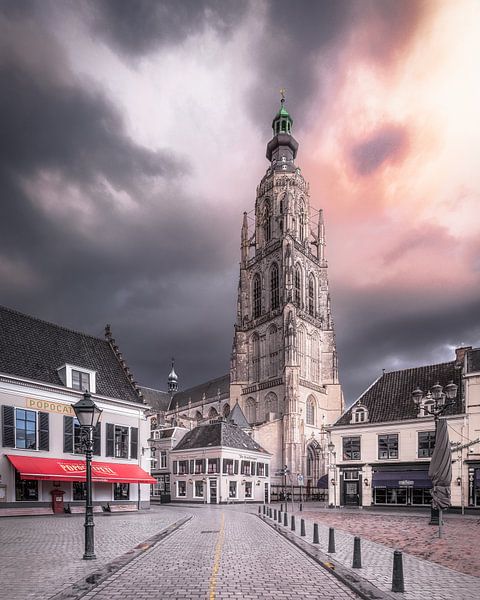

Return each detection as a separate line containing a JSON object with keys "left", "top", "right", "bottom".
{"left": 0, "top": 305, "right": 142, "bottom": 404}
{"left": 172, "top": 420, "right": 269, "bottom": 454}
{"left": 170, "top": 373, "right": 230, "bottom": 410}
{"left": 141, "top": 386, "right": 171, "bottom": 411}
{"left": 334, "top": 360, "right": 463, "bottom": 426}
{"left": 228, "top": 401, "right": 251, "bottom": 430}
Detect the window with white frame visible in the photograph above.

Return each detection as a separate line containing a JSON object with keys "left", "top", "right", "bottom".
{"left": 194, "top": 480, "right": 204, "bottom": 498}
{"left": 72, "top": 369, "right": 90, "bottom": 392}
{"left": 245, "top": 481, "right": 253, "bottom": 498}
{"left": 177, "top": 480, "right": 186, "bottom": 497}
{"left": 229, "top": 481, "right": 237, "bottom": 498}
{"left": 2, "top": 406, "right": 49, "bottom": 451}
{"left": 351, "top": 406, "right": 368, "bottom": 424}
{"left": 160, "top": 450, "right": 167, "bottom": 469}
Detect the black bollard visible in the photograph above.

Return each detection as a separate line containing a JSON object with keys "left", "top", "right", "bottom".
{"left": 263, "top": 505, "right": 266, "bottom": 515}
{"left": 274, "top": 509, "right": 277, "bottom": 520}
{"left": 258, "top": 506, "right": 261, "bottom": 514}
{"left": 328, "top": 527, "right": 335, "bottom": 553}
{"left": 283, "top": 512, "right": 288, "bottom": 526}
{"left": 352, "top": 536, "right": 362, "bottom": 569}
{"left": 280, "top": 503, "right": 283, "bottom": 512}
{"left": 313, "top": 523, "right": 319, "bottom": 544}
{"left": 391, "top": 550, "right": 405, "bottom": 593}
{"left": 291, "top": 515, "right": 296, "bottom": 531}
{"left": 300, "top": 518, "right": 306, "bottom": 537}
{"left": 278, "top": 510, "right": 282, "bottom": 523}
{"left": 299, "top": 502, "right": 303, "bottom": 512}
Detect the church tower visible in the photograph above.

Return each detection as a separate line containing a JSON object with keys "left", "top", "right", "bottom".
{"left": 230, "top": 96, "right": 343, "bottom": 486}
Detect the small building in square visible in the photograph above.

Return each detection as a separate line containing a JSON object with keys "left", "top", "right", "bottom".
{"left": 170, "top": 414, "right": 271, "bottom": 504}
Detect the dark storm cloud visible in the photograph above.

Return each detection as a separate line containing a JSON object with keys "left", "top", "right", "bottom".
{"left": 0, "top": 9, "right": 238, "bottom": 391}
{"left": 86, "top": 0, "right": 249, "bottom": 57}
{"left": 335, "top": 291, "right": 480, "bottom": 404}
{"left": 351, "top": 126, "right": 408, "bottom": 175}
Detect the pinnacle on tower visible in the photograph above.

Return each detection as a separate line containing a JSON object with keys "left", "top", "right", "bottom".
{"left": 168, "top": 358, "right": 178, "bottom": 394}
{"left": 266, "top": 92, "right": 298, "bottom": 166}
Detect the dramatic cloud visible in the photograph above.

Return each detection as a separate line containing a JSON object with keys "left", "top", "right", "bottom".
{"left": 1, "top": 1, "right": 479, "bottom": 404}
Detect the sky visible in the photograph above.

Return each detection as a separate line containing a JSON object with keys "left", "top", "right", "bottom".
{"left": 1, "top": 0, "right": 479, "bottom": 405}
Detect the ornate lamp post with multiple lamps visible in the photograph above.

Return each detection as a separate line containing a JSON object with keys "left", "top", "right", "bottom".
{"left": 412, "top": 380, "right": 458, "bottom": 526}
{"left": 73, "top": 391, "right": 103, "bottom": 560}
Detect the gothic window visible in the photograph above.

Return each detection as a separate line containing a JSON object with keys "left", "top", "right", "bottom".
{"left": 253, "top": 274, "right": 261, "bottom": 319}
{"left": 294, "top": 266, "right": 301, "bottom": 307}
{"left": 245, "top": 398, "right": 256, "bottom": 424}
{"left": 251, "top": 333, "right": 260, "bottom": 382}
{"left": 308, "top": 275, "right": 315, "bottom": 317}
{"left": 208, "top": 407, "right": 219, "bottom": 420}
{"left": 306, "top": 440, "right": 321, "bottom": 482}
{"left": 267, "top": 325, "right": 278, "bottom": 378}
{"left": 299, "top": 202, "right": 306, "bottom": 242}
{"left": 270, "top": 263, "right": 279, "bottom": 311}
{"left": 263, "top": 199, "right": 272, "bottom": 243}
{"left": 222, "top": 404, "right": 231, "bottom": 418}
{"left": 311, "top": 333, "right": 320, "bottom": 383}
{"left": 195, "top": 411, "right": 203, "bottom": 423}
{"left": 298, "top": 327, "right": 306, "bottom": 378}
{"left": 264, "top": 392, "right": 278, "bottom": 419}
{"left": 306, "top": 396, "right": 315, "bottom": 426}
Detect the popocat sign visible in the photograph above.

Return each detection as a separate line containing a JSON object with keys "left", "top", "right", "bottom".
{"left": 25, "top": 398, "right": 75, "bottom": 416}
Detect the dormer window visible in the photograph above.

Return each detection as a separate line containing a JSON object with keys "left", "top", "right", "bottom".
{"left": 57, "top": 364, "right": 96, "bottom": 393}
{"left": 351, "top": 405, "right": 368, "bottom": 424}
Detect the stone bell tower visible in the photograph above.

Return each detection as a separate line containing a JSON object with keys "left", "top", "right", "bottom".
{"left": 230, "top": 95, "right": 343, "bottom": 485}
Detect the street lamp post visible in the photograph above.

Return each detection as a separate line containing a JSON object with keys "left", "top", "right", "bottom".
{"left": 327, "top": 441, "right": 337, "bottom": 508}
{"left": 412, "top": 380, "right": 458, "bottom": 525}
{"left": 73, "top": 391, "right": 103, "bottom": 560}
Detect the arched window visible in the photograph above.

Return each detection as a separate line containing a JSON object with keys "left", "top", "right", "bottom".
{"left": 298, "top": 327, "right": 306, "bottom": 378}
{"left": 294, "top": 266, "right": 301, "bottom": 307}
{"left": 245, "top": 397, "right": 256, "bottom": 423}
{"left": 308, "top": 275, "right": 315, "bottom": 317}
{"left": 306, "top": 440, "right": 321, "bottom": 481}
{"left": 264, "top": 392, "right": 278, "bottom": 419}
{"left": 351, "top": 404, "right": 369, "bottom": 424}
{"left": 270, "top": 263, "right": 279, "bottom": 311}
{"left": 299, "top": 202, "right": 306, "bottom": 242}
{"left": 251, "top": 333, "right": 260, "bottom": 382}
{"left": 311, "top": 333, "right": 320, "bottom": 383}
{"left": 195, "top": 410, "right": 203, "bottom": 423}
{"left": 253, "top": 274, "right": 261, "bottom": 319}
{"left": 222, "top": 404, "right": 230, "bottom": 418}
{"left": 306, "top": 396, "right": 315, "bottom": 425}
{"left": 208, "top": 407, "right": 219, "bottom": 420}
{"left": 267, "top": 325, "right": 278, "bottom": 378}
{"left": 263, "top": 199, "right": 272, "bottom": 243}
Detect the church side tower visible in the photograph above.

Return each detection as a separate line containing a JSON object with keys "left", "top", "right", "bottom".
{"left": 230, "top": 96, "right": 343, "bottom": 485}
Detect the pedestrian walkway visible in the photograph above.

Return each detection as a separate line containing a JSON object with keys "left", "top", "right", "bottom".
{"left": 0, "top": 506, "right": 186, "bottom": 600}
{"left": 82, "top": 508, "right": 358, "bottom": 600}
{"left": 263, "top": 506, "right": 479, "bottom": 600}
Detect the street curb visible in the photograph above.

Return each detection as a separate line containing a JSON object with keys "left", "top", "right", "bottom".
{"left": 48, "top": 515, "right": 192, "bottom": 600}
{"left": 258, "top": 515, "right": 397, "bottom": 600}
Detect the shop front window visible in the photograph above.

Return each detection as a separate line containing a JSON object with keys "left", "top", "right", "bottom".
{"left": 15, "top": 471, "right": 38, "bottom": 501}
{"left": 177, "top": 480, "right": 186, "bottom": 497}
{"left": 194, "top": 481, "right": 204, "bottom": 498}
{"left": 229, "top": 481, "right": 237, "bottom": 498}
{"left": 245, "top": 481, "right": 252, "bottom": 498}
{"left": 113, "top": 483, "right": 129, "bottom": 500}
{"left": 73, "top": 482, "right": 86, "bottom": 500}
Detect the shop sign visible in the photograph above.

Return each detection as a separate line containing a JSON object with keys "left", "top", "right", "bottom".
{"left": 398, "top": 480, "right": 414, "bottom": 486}
{"left": 26, "top": 398, "right": 75, "bottom": 416}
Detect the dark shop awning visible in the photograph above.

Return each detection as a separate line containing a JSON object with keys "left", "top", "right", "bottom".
{"left": 372, "top": 470, "right": 432, "bottom": 489}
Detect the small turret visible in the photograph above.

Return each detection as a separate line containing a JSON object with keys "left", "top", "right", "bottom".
{"left": 168, "top": 358, "right": 178, "bottom": 395}
{"left": 266, "top": 90, "right": 298, "bottom": 168}
{"left": 241, "top": 211, "right": 249, "bottom": 265}
{"left": 317, "top": 209, "right": 325, "bottom": 261}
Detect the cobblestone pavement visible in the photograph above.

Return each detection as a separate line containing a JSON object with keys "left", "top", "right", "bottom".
{"left": 267, "top": 506, "right": 479, "bottom": 600}
{"left": 0, "top": 506, "right": 186, "bottom": 600}
{"left": 297, "top": 507, "right": 480, "bottom": 578}
{"left": 82, "top": 507, "right": 358, "bottom": 600}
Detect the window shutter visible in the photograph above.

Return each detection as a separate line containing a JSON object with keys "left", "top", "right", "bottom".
{"left": 93, "top": 422, "right": 101, "bottom": 456}
{"left": 201, "top": 459, "right": 206, "bottom": 473}
{"left": 222, "top": 459, "right": 227, "bottom": 474}
{"left": 173, "top": 460, "right": 178, "bottom": 474}
{"left": 38, "top": 412, "right": 49, "bottom": 451}
{"left": 265, "top": 463, "right": 269, "bottom": 477}
{"left": 216, "top": 458, "right": 220, "bottom": 473}
{"left": 251, "top": 461, "right": 255, "bottom": 475}
{"left": 106, "top": 423, "right": 114, "bottom": 457}
{"left": 63, "top": 416, "right": 74, "bottom": 453}
{"left": 2, "top": 406, "right": 15, "bottom": 447}
{"left": 189, "top": 459, "right": 194, "bottom": 474}
{"left": 130, "top": 427, "right": 138, "bottom": 459}
{"left": 234, "top": 460, "right": 239, "bottom": 475}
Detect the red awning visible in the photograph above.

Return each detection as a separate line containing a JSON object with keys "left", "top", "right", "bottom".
{"left": 7, "top": 455, "right": 156, "bottom": 484}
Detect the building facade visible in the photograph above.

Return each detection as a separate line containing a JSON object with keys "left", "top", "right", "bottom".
{"left": 328, "top": 347, "right": 480, "bottom": 510}
{"left": 0, "top": 306, "right": 154, "bottom": 510}
{"left": 151, "top": 99, "right": 344, "bottom": 493}
{"left": 170, "top": 420, "right": 271, "bottom": 504}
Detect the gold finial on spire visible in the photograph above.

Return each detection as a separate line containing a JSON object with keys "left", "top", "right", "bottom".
{"left": 280, "top": 87, "right": 286, "bottom": 102}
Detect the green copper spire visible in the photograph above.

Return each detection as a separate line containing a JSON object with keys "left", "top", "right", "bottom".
{"left": 272, "top": 89, "right": 293, "bottom": 135}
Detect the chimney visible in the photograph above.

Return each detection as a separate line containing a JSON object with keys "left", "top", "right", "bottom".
{"left": 455, "top": 346, "right": 472, "bottom": 366}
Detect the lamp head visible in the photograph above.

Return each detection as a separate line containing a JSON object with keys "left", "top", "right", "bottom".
{"left": 444, "top": 380, "right": 458, "bottom": 400}
{"left": 412, "top": 387, "right": 423, "bottom": 405}
{"left": 73, "top": 391, "right": 102, "bottom": 428}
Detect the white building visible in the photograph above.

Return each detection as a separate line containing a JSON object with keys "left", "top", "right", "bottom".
{"left": 328, "top": 347, "right": 480, "bottom": 510}
{"left": 170, "top": 417, "right": 271, "bottom": 504}
{"left": 0, "top": 306, "right": 154, "bottom": 511}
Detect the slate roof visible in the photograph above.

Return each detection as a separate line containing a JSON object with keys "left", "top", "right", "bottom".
{"left": 141, "top": 386, "right": 171, "bottom": 411}
{"left": 173, "top": 421, "right": 269, "bottom": 454}
{"left": 170, "top": 373, "right": 230, "bottom": 410}
{"left": 0, "top": 305, "right": 142, "bottom": 403}
{"left": 228, "top": 401, "right": 251, "bottom": 430}
{"left": 334, "top": 360, "right": 463, "bottom": 426}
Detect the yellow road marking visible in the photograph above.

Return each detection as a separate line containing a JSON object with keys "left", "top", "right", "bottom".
{"left": 208, "top": 512, "right": 225, "bottom": 600}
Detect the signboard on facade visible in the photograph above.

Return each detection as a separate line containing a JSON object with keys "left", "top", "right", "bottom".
{"left": 297, "top": 474, "right": 304, "bottom": 486}
{"left": 398, "top": 480, "right": 414, "bottom": 486}
{"left": 25, "top": 398, "right": 75, "bottom": 416}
